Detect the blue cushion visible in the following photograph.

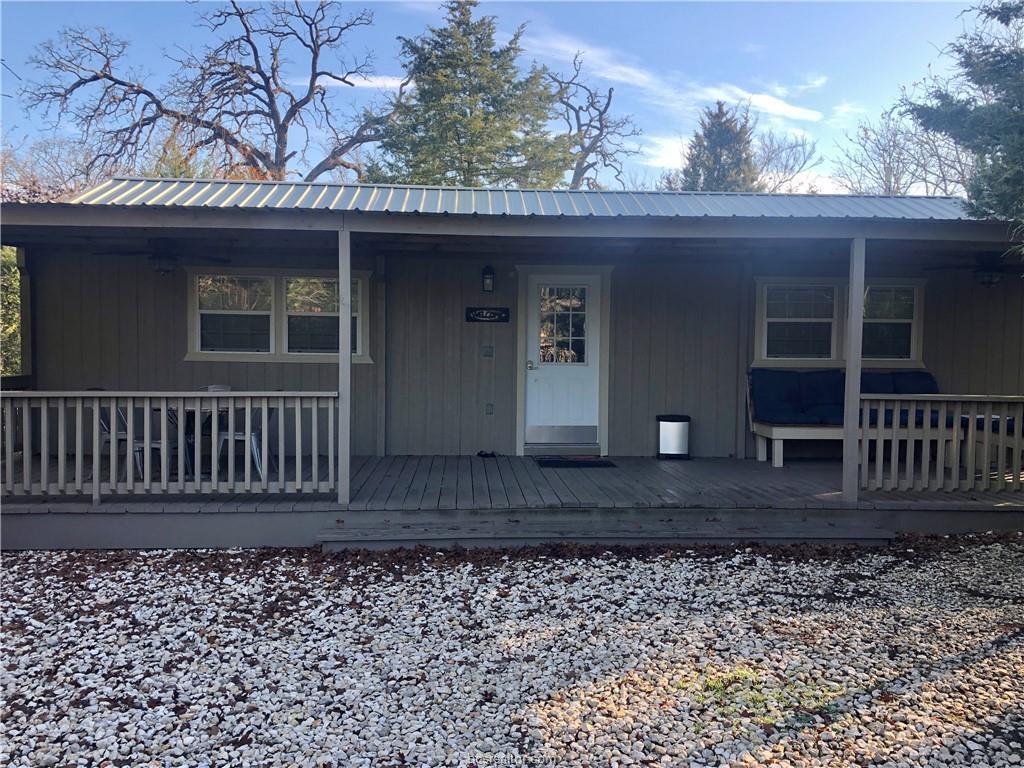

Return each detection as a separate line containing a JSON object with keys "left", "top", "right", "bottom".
{"left": 892, "top": 371, "right": 939, "bottom": 395}
{"left": 799, "top": 369, "right": 845, "bottom": 407}
{"left": 805, "top": 403, "right": 844, "bottom": 426}
{"left": 861, "top": 371, "right": 894, "bottom": 394}
{"left": 750, "top": 369, "right": 803, "bottom": 424}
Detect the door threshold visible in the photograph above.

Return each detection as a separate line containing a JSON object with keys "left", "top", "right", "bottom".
{"left": 524, "top": 444, "right": 601, "bottom": 457}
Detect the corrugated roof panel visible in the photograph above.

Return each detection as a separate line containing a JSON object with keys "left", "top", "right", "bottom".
{"left": 65, "top": 177, "right": 975, "bottom": 222}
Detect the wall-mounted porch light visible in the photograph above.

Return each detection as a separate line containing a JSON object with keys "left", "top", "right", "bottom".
{"left": 482, "top": 265, "right": 495, "bottom": 293}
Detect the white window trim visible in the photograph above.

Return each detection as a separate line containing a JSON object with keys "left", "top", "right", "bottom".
{"left": 185, "top": 267, "right": 373, "bottom": 364}
{"left": 753, "top": 277, "right": 925, "bottom": 368}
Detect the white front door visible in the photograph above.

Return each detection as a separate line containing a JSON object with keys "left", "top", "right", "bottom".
{"left": 525, "top": 272, "right": 602, "bottom": 446}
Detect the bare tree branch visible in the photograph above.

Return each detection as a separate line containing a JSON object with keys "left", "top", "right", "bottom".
{"left": 22, "top": 1, "right": 396, "bottom": 181}
{"left": 755, "top": 130, "right": 821, "bottom": 193}
{"left": 548, "top": 54, "right": 641, "bottom": 190}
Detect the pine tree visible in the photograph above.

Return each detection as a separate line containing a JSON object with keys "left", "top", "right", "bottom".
{"left": 661, "top": 102, "right": 762, "bottom": 192}
{"left": 368, "top": 0, "right": 570, "bottom": 187}
{"left": 904, "top": 0, "right": 1023, "bottom": 234}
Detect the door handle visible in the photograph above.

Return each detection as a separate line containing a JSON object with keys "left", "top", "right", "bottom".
{"left": 526, "top": 360, "right": 536, "bottom": 370}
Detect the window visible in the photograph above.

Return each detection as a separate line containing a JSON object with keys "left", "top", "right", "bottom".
{"left": 197, "top": 276, "right": 273, "bottom": 352}
{"left": 188, "top": 271, "right": 371, "bottom": 362}
{"left": 284, "top": 278, "right": 365, "bottom": 355}
{"left": 755, "top": 279, "right": 924, "bottom": 366}
{"left": 863, "top": 285, "right": 917, "bottom": 360}
{"left": 539, "top": 286, "right": 587, "bottom": 364}
{"left": 763, "top": 285, "right": 836, "bottom": 359}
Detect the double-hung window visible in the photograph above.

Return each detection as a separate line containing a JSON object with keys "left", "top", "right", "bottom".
{"left": 762, "top": 284, "right": 837, "bottom": 360}
{"left": 863, "top": 285, "right": 919, "bottom": 360}
{"left": 755, "top": 278, "right": 923, "bottom": 365}
{"left": 284, "top": 277, "right": 365, "bottom": 356}
{"left": 197, "top": 276, "right": 274, "bottom": 353}
{"left": 189, "top": 271, "right": 371, "bottom": 362}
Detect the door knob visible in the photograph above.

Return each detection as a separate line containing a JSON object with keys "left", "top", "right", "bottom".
{"left": 526, "top": 360, "right": 536, "bottom": 370}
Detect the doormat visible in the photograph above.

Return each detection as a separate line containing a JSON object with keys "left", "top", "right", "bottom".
{"left": 536, "top": 457, "right": 616, "bottom": 469}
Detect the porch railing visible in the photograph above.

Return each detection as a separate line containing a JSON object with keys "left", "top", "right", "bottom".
{"left": 859, "top": 394, "right": 1024, "bottom": 493}
{"left": 1, "top": 391, "right": 339, "bottom": 500}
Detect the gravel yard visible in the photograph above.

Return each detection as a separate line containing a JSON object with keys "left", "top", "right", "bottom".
{"left": 3, "top": 536, "right": 1023, "bottom": 768}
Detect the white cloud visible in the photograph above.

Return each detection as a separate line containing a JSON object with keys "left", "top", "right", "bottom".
{"left": 639, "top": 135, "right": 688, "bottom": 169}
{"left": 743, "top": 42, "right": 767, "bottom": 55}
{"left": 349, "top": 75, "right": 407, "bottom": 90}
{"left": 523, "top": 29, "right": 823, "bottom": 124}
{"left": 828, "top": 100, "right": 868, "bottom": 125}
{"left": 794, "top": 75, "right": 828, "bottom": 94}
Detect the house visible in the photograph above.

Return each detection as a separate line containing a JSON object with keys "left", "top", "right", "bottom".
{"left": 2, "top": 178, "right": 1022, "bottom": 549}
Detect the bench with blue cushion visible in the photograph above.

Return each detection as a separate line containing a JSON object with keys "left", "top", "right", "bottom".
{"left": 748, "top": 368, "right": 946, "bottom": 467}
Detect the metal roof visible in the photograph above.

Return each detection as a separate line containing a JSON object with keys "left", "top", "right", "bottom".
{"left": 70, "top": 177, "right": 972, "bottom": 221}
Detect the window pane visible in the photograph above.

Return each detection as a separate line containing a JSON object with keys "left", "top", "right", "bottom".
{"left": 200, "top": 314, "right": 271, "bottom": 352}
{"left": 865, "top": 287, "right": 914, "bottom": 320}
{"left": 286, "top": 278, "right": 340, "bottom": 314}
{"left": 286, "top": 315, "right": 339, "bottom": 353}
{"left": 766, "top": 321, "right": 832, "bottom": 358}
{"left": 539, "top": 313, "right": 555, "bottom": 340}
{"left": 766, "top": 286, "right": 834, "bottom": 319}
{"left": 570, "top": 313, "right": 586, "bottom": 337}
{"left": 555, "top": 313, "right": 571, "bottom": 338}
{"left": 570, "top": 338, "right": 586, "bottom": 363}
{"left": 351, "top": 316, "right": 358, "bottom": 354}
{"left": 539, "top": 339, "right": 555, "bottom": 363}
{"left": 863, "top": 322, "right": 913, "bottom": 359}
{"left": 198, "top": 276, "right": 272, "bottom": 311}
{"left": 351, "top": 279, "right": 360, "bottom": 315}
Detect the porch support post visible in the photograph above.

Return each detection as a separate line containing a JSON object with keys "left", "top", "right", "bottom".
{"left": 842, "top": 237, "right": 866, "bottom": 503}
{"left": 337, "top": 228, "right": 352, "bottom": 506}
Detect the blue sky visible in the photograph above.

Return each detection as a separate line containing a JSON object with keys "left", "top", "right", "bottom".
{"left": 1, "top": 1, "right": 972, "bottom": 189}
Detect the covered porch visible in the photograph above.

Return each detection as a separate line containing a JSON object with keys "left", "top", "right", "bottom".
{"left": 2, "top": 181, "right": 1022, "bottom": 548}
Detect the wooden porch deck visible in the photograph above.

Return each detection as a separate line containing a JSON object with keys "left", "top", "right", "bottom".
{"left": 5, "top": 455, "right": 1021, "bottom": 514}
{"left": 348, "top": 455, "right": 1024, "bottom": 512}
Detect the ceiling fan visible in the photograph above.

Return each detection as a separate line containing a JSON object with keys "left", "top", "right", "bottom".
{"left": 924, "top": 253, "right": 1023, "bottom": 286}
{"left": 93, "top": 238, "right": 231, "bottom": 274}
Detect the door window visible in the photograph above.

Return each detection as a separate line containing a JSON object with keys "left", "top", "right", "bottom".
{"left": 539, "top": 286, "right": 587, "bottom": 364}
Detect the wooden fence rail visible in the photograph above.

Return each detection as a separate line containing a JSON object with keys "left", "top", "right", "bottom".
{"left": 0, "top": 392, "right": 338, "bottom": 501}
{"left": 859, "top": 394, "right": 1024, "bottom": 493}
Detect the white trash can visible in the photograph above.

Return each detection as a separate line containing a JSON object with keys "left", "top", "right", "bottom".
{"left": 657, "top": 414, "right": 690, "bottom": 460}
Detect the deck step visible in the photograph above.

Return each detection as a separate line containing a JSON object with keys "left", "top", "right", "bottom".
{"left": 316, "top": 517, "right": 895, "bottom": 549}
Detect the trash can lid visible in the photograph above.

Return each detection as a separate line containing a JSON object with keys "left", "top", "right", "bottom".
{"left": 656, "top": 414, "right": 690, "bottom": 422}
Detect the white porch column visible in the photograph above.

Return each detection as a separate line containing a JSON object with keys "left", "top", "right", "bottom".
{"left": 337, "top": 228, "right": 352, "bottom": 506}
{"left": 842, "top": 237, "right": 866, "bottom": 503}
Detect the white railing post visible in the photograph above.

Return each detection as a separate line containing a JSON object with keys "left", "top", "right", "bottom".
{"left": 843, "top": 237, "right": 866, "bottom": 503}
{"left": 338, "top": 227, "right": 352, "bottom": 506}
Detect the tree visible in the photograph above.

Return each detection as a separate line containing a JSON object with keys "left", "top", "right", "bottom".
{"left": 833, "top": 109, "right": 975, "bottom": 196}
{"left": 0, "top": 135, "right": 110, "bottom": 201}
{"left": 1, "top": 246, "right": 23, "bottom": 376}
{"left": 755, "top": 130, "right": 821, "bottom": 193}
{"left": 145, "top": 127, "right": 218, "bottom": 180}
{"left": 832, "top": 111, "right": 920, "bottom": 195}
{"left": 903, "top": 0, "right": 1023, "bottom": 231}
{"left": 660, "top": 102, "right": 761, "bottom": 192}
{"left": 23, "top": 1, "right": 400, "bottom": 181}
{"left": 548, "top": 55, "right": 641, "bottom": 189}
{"left": 367, "top": 0, "right": 571, "bottom": 187}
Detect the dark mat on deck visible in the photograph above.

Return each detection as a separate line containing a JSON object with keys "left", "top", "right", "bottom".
{"left": 535, "top": 457, "right": 617, "bottom": 469}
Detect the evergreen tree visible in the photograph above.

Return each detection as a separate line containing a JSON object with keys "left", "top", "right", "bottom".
{"left": 368, "top": 0, "right": 571, "bottom": 187}
{"left": 661, "top": 102, "right": 762, "bottom": 192}
{"left": 904, "top": 1, "right": 1023, "bottom": 235}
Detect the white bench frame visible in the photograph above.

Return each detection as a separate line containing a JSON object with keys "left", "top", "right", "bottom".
{"left": 752, "top": 422, "right": 842, "bottom": 468}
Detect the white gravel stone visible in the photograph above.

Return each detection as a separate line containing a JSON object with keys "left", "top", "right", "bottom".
{"left": 2, "top": 536, "right": 1023, "bottom": 766}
